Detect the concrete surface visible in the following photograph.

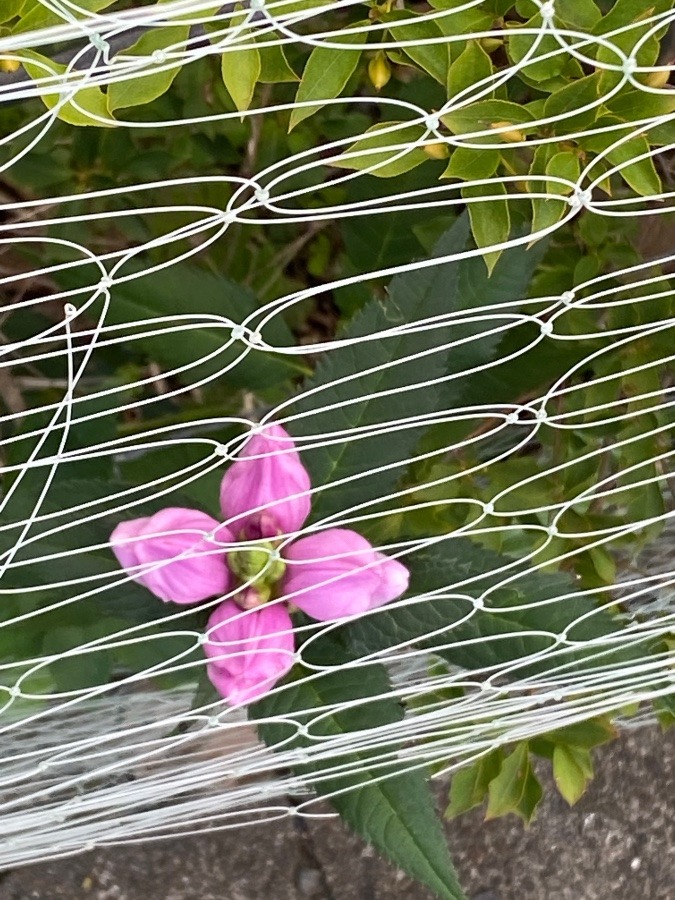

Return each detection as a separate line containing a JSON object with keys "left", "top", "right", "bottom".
{"left": 0, "top": 727, "right": 673, "bottom": 900}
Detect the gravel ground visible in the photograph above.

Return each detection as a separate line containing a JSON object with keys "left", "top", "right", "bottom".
{"left": 0, "top": 727, "right": 673, "bottom": 900}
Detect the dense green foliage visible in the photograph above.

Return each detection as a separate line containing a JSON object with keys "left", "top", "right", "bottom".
{"left": 1, "top": 1, "right": 674, "bottom": 896}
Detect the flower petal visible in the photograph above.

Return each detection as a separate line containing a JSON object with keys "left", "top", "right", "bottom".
{"left": 110, "top": 508, "right": 232, "bottom": 605}
{"left": 219, "top": 424, "right": 311, "bottom": 540}
{"left": 204, "top": 600, "right": 295, "bottom": 705}
{"left": 282, "top": 528, "right": 409, "bottom": 621}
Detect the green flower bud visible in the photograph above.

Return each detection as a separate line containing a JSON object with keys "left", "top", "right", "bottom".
{"left": 229, "top": 541, "right": 286, "bottom": 596}
{"left": 369, "top": 52, "right": 391, "bottom": 92}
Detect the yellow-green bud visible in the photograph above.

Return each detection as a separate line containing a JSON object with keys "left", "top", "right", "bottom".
{"left": 424, "top": 142, "right": 450, "bottom": 160}
{"left": 0, "top": 58, "right": 21, "bottom": 74}
{"left": 479, "top": 37, "right": 503, "bottom": 54}
{"left": 229, "top": 541, "right": 286, "bottom": 588}
{"left": 369, "top": 52, "right": 391, "bottom": 92}
{"left": 644, "top": 69, "right": 670, "bottom": 88}
{"left": 490, "top": 121, "right": 525, "bottom": 143}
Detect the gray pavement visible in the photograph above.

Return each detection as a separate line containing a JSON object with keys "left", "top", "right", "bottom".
{"left": 0, "top": 727, "right": 673, "bottom": 900}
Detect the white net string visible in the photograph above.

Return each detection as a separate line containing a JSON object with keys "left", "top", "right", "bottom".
{"left": 0, "top": 0, "right": 673, "bottom": 870}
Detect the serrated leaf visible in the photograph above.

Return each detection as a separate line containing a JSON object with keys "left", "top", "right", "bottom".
{"left": 341, "top": 208, "right": 426, "bottom": 273}
{"left": 289, "top": 27, "right": 368, "bottom": 130}
{"left": 486, "top": 743, "right": 542, "bottom": 823}
{"left": 552, "top": 744, "right": 591, "bottom": 805}
{"left": 252, "top": 664, "right": 466, "bottom": 900}
{"left": 55, "top": 262, "right": 303, "bottom": 389}
{"left": 293, "top": 217, "right": 542, "bottom": 523}
{"left": 107, "top": 25, "right": 189, "bottom": 112}
{"left": 329, "top": 121, "right": 429, "bottom": 178}
{"left": 344, "top": 539, "right": 633, "bottom": 679}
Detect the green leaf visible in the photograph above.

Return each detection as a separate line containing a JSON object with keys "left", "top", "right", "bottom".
{"left": 13, "top": 0, "right": 117, "bottom": 32}
{"left": 584, "top": 117, "right": 662, "bottom": 196}
{"left": 463, "top": 181, "right": 510, "bottom": 274}
{"left": 531, "top": 149, "right": 580, "bottom": 236}
{"left": 429, "top": 0, "right": 494, "bottom": 60}
{"left": 442, "top": 146, "right": 500, "bottom": 181}
{"left": 258, "top": 41, "right": 298, "bottom": 83}
{"left": 107, "top": 25, "right": 190, "bottom": 112}
{"left": 252, "top": 664, "right": 465, "bottom": 900}
{"left": 557, "top": 0, "right": 601, "bottom": 29}
{"left": 544, "top": 718, "right": 616, "bottom": 749}
{"left": 222, "top": 39, "right": 261, "bottom": 113}
{"left": 447, "top": 40, "right": 493, "bottom": 98}
{"left": 442, "top": 99, "right": 535, "bottom": 141}
{"left": 486, "top": 743, "right": 542, "bottom": 823}
{"left": 341, "top": 208, "right": 427, "bottom": 274}
{"left": 21, "top": 51, "right": 114, "bottom": 127}
{"left": 446, "top": 750, "right": 502, "bottom": 817}
{"left": 344, "top": 540, "right": 634, "bottom": 679}
{"left": 329, "top": 121, "right": 429, "bottom": 178}
{"left": 289, "top": 27, "right": 368, "bottom": 130}
{"left": 545, "top": 149, "right": 580, "bottom": 195}
{"left": 384, "top": 11, "right": 449, "bottom": 85}
{"left": 293, "top": 217, "right": 542, "bottom": 522}
{"left": 1, "top": 0, "right": 24, "bottom": 22}
{"left": 592, "top": 0, "right": 675, "bottom": 35}
{"left": 57, "top": 262, "right": 303, "bottom": 389}
{"left": 508, "top": 14, "right": 567, "bottom": 81}
{"left": 606, "top": 138, "right": 662, "bottom": 197}
{"left": 605, "top": 89, "right": 675, "bottom": 125}
{"left": 552, "top": 744, "right": 591, "bottom": 805}
{"left": 42, "top": 626, "right": 111, "bottom": 692}
{"left": 0, "top": 478, "right": 207, "bottom": 653}
{"left": 543, "top": 73, "right": 601, "bottom": 132}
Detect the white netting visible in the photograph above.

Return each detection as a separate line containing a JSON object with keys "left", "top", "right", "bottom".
{"left": 0, "top": 0, "right": 673, "bottom": 870}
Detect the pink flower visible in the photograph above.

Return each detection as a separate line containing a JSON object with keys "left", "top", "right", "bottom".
{"left": 220, "top": 423, "right": 311, "bottom": 540}
{"left": 203, "top": 600, "right": 294, "bottom": 706}
{"left": 283, "top": 529, "right": 410, "bottom": 620}
{"left": 110, "top": 508, "right": 231, "bottom": 605}
{"left": 110, "top": 424, "right": 409, "bottom": 704}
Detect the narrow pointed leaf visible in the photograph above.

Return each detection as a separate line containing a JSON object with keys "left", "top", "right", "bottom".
{"left": 252, "top": 664, "right": 466, "bottom": 900}
{"left": 289, "top": 28, "right": 368, "bottom": 130}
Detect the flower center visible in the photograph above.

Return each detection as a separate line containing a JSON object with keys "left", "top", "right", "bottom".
{"left": 229, "top": 541, "right": 286, "bottom": 604}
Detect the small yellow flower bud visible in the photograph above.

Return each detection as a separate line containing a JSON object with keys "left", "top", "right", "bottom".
{"left": 0, "top": 58, "right": 21, "bottom": 74}
{"left": 644, "top": 68, "right": 671, "bottom": 88}
{"left": 424, "top": 142, "right": 450, "bottom": 160}
{"left": 368, "top": 52, "right": 391, "bottom": 92}
{"left": 479, "top": 37, "right": 503, "bottom": 54}
{"left": 490, "top": 121, "right": 525, "bottom": 142}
